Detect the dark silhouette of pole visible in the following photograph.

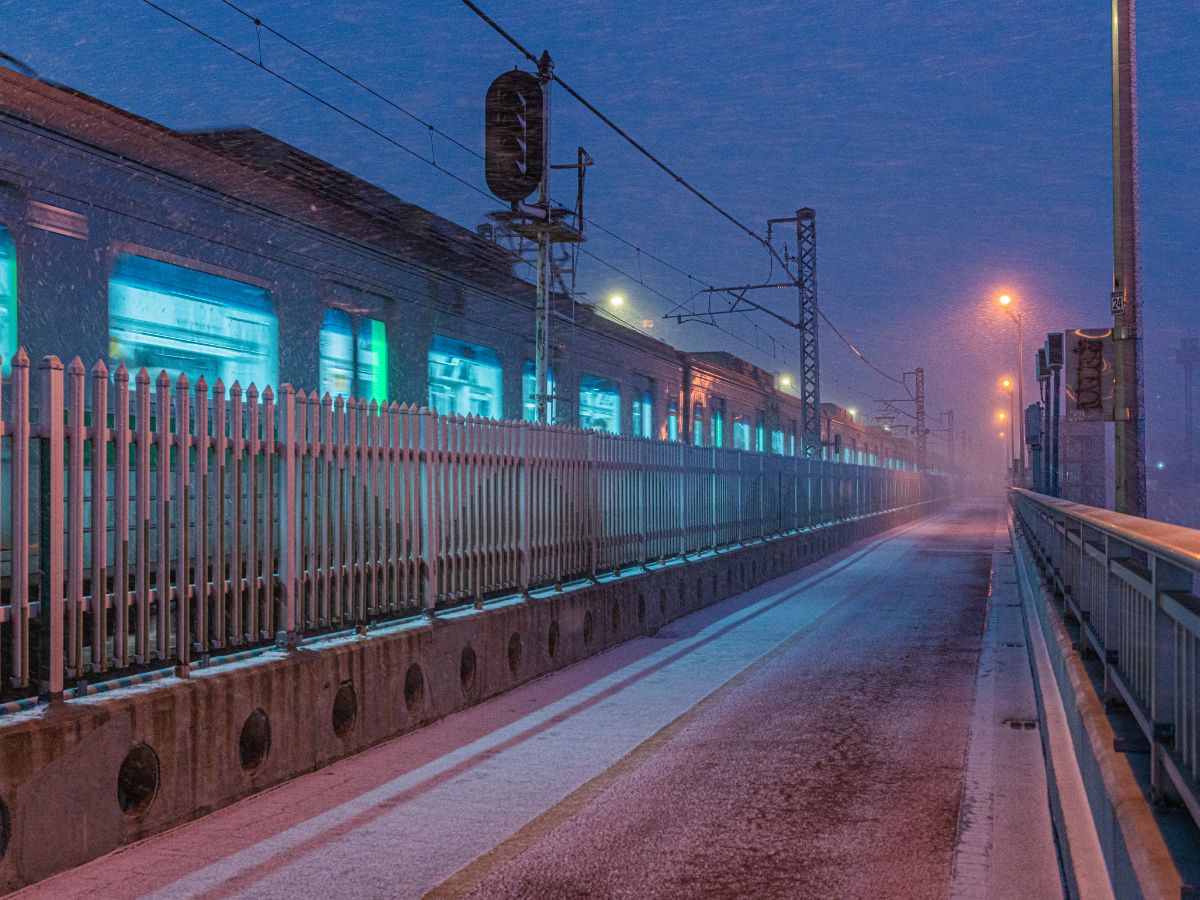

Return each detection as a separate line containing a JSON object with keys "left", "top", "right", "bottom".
{"left": 1111, "top": 0, "right": 1146, "bottom": 515}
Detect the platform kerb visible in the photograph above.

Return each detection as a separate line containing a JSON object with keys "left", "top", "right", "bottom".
{"left": 0, "top": 501, "right": 941, "bottom": 892}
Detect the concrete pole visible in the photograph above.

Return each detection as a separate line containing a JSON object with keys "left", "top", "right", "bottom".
{"left": 1111, "top": 0, "right": 1147, "bottom": 515}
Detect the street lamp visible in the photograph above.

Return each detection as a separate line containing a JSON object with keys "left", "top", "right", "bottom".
{"left": 999, "top": 376, "right": 1016, "bottom": 481}
{"left": 608, "top": 293, "right": 625, "bottom": 308}
{"left": 997, "top": 294, "right": 1026, "bottom": 481}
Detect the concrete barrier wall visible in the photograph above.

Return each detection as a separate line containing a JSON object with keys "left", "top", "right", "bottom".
{"left": 1011, "top": 519, "right": 1184, "bottom": 900}
{"left": 0, "top": 501, "right": 940, "bottom": 892}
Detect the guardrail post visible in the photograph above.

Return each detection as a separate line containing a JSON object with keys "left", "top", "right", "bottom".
{"left": 37, "top": 355, "right": 65, "bottom": 701}
{"left": 1152, "top": 557, "right": 1191, "bottom": 802}
{"left": 1103, "top": 535, "right": 1132, "bottom": 703}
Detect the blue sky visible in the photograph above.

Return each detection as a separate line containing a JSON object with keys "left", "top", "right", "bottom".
{"left": 1, "top": 0, "right": 1197, "bottom": 500}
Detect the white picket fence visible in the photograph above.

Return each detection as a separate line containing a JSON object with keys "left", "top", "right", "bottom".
{"left": 0, "top": 351, "right": 946, "bottom": 696}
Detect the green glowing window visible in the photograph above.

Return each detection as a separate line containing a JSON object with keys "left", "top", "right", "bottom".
{"left": 522, "top": 360, "right": 556, "bottom": 423}
{"left": 667, "top": 398, "right": 679, "bottom": 441}
{"left": 771, "top": 429, "right": 785, "bottom": 455}
{"left": 0, "top": 226, "right": 16, "bottom": 374}
{"left": 632, "top": 389, "right": 653, "bottom": 438}
{"left": 109, "top": 255, "right": 277, "bottom": 390}
{"left": 319, "top": 309, "right": 388, "bottom": 404}
{"left": 692, "top": 407, "right": 705, "bottom": 446}
{"left": 428, "top": 335, "right": 503, "bottom": 419}
{"left": 580, "top": 375, "right": 621, "bottom": 434}
{"left": 733, "top": 416, "right": 750, "bottom": 451}
{"left": 712, "top": 401, "right": 725, "bottom": 448}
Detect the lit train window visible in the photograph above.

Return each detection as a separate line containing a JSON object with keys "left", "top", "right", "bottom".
{"left": 789, "top": 421, "right": 798, "bottom": 456}
{"left": 522, "top": 360, "right": 556, "bottom": 423}
{"left": 428, "top": 335, "right": 502, "bottom": 419}
{"left": 771, "top": 429, "right": 785, "bottom": 455}
{"left": 109, "top": 255, "right": 277, "bottom": 390}
{"left": 580, "top": 375, "right": 620, "bottom": 434}
{"left": 667, "top": 398, "right": 679, "bottom": 441}
{"left": 0, "top": 226, "right": 16, "bottom": 374}
{"left": 732, "top": 416, "right": 750, "bottom": 451}
{"left": 692, "top": 407, "right": 705, "bottom": 446}
{"left": 712, "top": 401, "right": 725, "bottom": 448}
{"left": 755, "top": 412, "right": 766, "bottom": 453}
{"left": 632, "top": 388, "right": 653, "bottom": 437}
{"left": 319, "top": 309, "right": 388, "bottom": 404}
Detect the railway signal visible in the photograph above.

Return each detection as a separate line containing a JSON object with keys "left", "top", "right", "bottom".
{"left": 485, "top": 69, "right": 545, "bottom": 205}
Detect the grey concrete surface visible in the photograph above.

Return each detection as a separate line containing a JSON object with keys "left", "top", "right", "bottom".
{"left": 17, "top": 502, "right": 1011, "bottom": 899}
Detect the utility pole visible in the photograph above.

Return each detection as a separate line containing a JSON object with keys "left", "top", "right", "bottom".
{"left": 533, "top": 51, "right": 554, "bottom": 424}
{"left": 795, "top": 209, "right": 820, "bottom": 458}
{"left": 1111, "top": 0, "right": 1146, "bottom": 515}
{"left": 946, "top": 409, "right": 955, "bottom": 473}
{"left": 1048, "top": 334, "right": 1063, "bottom": 497}
{"left": 1180, "top": 336, "right": 1200, "bottom": 461}
{"left": 914, "top": 368, "right": 926, "bottom": 472}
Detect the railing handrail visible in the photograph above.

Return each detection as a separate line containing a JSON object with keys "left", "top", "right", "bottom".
{"left": 1012, "top": 488, "right": 1200, "bottom": 573}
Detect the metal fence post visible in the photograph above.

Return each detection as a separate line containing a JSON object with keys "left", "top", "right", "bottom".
{"left": 37, "top": 355, "right": 64, "bottom": 700}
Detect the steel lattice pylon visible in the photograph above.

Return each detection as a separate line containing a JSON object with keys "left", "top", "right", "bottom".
{"left": 796, "top": 209, "right": 820, "bottom": 457}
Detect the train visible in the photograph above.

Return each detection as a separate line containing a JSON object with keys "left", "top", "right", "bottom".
{"left": 0, "top": 64, "right": 930, "bottom": 472}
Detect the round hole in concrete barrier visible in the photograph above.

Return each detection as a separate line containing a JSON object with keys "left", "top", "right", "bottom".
{"left": 239, "top": 708, "right": 271, "bottom": 773}
{"left": 637, "top": 595, "right": 646, "bottom": 626}
{"left": 659, "top": 588, "right": 667, "bottom": 615}
{"left": 0, "top": 796, "right": 10, "bottom": 861}
{"left": 611, "top": 600, "right": 621, "bottom": 631}
{"left": 508, "top": 632, "right": 523, "bottom": 674}
{"left": 404, "top": 664, "right": 425, "bottom": 714}
{"left": 583, "top": 611, "right": 594, "bottom": 646}
{"left": 117, "top": 743, "right": 160, "bottom": 817}
{"left": 332, "top": 681, "right": 358, "bottom": 738}
{"left": 460, "top": 646, "right": 477, "bottom": 693}
{"left": 548, "top": 620, "right": 560, "bottom": 659}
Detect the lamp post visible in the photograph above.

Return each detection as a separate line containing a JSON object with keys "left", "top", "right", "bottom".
{"left": 1000, "top": 377, "right": 1016, "bottom": 481}
{"left": 998, "top": 294, "right": 1026, "bottom": 482}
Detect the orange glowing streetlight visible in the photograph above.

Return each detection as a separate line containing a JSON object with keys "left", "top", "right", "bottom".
{"left": 995, "top": 294, "right": 1026, "bottom": 479}
{"left": 997, "top": 410, "right": 1007, "bottom": 422}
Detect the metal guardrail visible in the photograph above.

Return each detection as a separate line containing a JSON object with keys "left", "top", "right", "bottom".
{"left": 0, "top": 351, "right": 949, "bottom": 701}
{"left": 1011, "top": 488, "right": 1200, "bottom": 827}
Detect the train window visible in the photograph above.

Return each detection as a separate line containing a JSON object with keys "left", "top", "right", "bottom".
{"left": 319, "top": 309, "right": 388, "bottom": 404}
{"left": 522, "top": 360, "right": 556, "bottom": 423}
{"left": 755, "top": 411, "right": 766, "bottom": 453}
{"left": 0, "top": 226, "right": 16, "bottom": 373}
{"left": 712, "top": 400, "right": 725, "bottom": 448}
{"left": 789, "top": 420, "right": 798, "bottom": 456}
{"left": 428, "top": 335, "right": 502, "bottom": 419}
{"left": 771, "top": 429, "right": 785, "bottom": 455}
{"left": 692, "top": 406, "right": 705, "bottom": 446}
{"left": 732, "top": 416, "right": 750, "bottom": 451}
{"left": 109, "top": 255, "right": 277, "bottom": 390}
{"left": 632, "top": 388, "right": 653, "bottom": 437}
{"left": 667, "top": 398, "right": 679, "bottom": 441}
{"left": 579, "top": 375, "right": 620, "bottom": 434}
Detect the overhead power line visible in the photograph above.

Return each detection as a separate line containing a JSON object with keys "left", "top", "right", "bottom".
{"left": 456, "top": 0, "right": 917, "bottom": 391}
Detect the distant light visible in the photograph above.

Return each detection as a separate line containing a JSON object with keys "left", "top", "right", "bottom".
{"left": 780, "top": 375, "right": 792, "bottom": 387}
{"left": 1000, "top": 377, "right": 1012, "bottom": 390}
{"left": 640, "top": 318, "right": 654, "bottom": 329}
{"left": 997, "top": 411, "right": 1006, "bottom": 422}
{"left": 608, "top": 293, "right": 625, "bottom": 308}
{"left": 998, "top": 294, "right": 1013, "bottom": 307}
{"left": 848, "top": 407, "right": 857, "bottom": 419}
{"left": 999, "top": 431, "right": 1006, "bottom": 438}
{"left": 1156, "top": 461, "right": 1165, "bottom": 470}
